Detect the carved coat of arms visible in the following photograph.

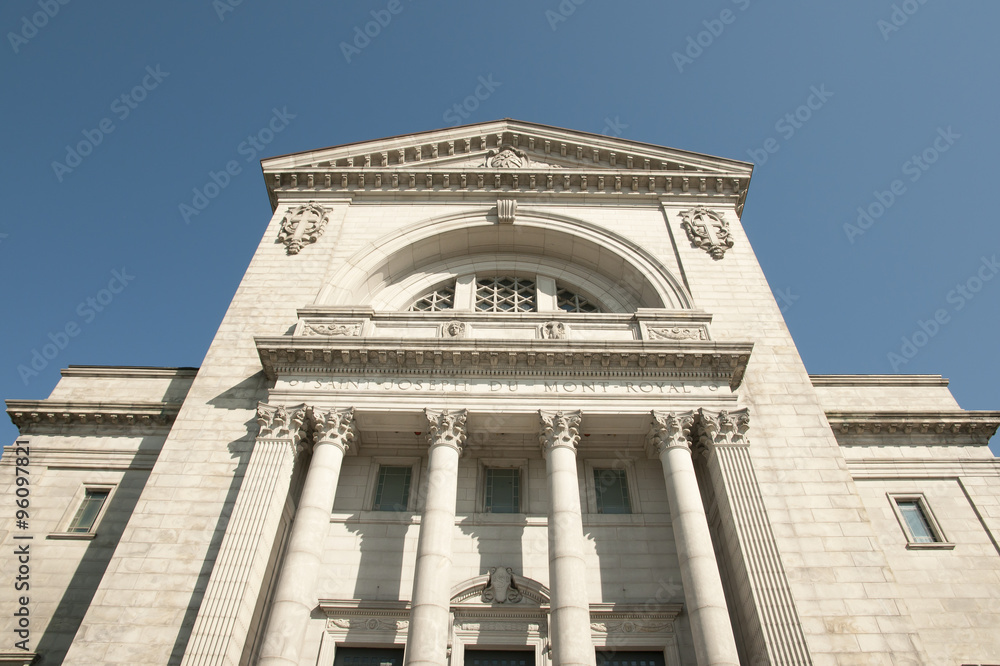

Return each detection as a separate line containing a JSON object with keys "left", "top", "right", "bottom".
{"left": 680, "top": 207, "right": 734, "bottom": 260}
{"left": 278, "top": 203, "right": 329, "bottom": 254}
{"left": 483, "top": 145, "right": 529, "bottom": 169}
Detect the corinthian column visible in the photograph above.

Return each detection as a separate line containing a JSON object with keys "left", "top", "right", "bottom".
{"left": 539, "top": 410, "right": 594, "bottom": 666}
{"left": 259, "top": 407, "right": 356, "bottom": 666}
{"left": 405, "top": 409, "right": 467, "bottom": 666}
{"left": 650, "top": 411, "right": 739, "bottom": 666}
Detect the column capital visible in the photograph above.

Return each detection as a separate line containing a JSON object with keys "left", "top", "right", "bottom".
{"left": 310, "top": 407, "right": 356, "bottom": 454}
{"left": 698, "top": 408, "right": 750, "bottom": 449}
{"left": 539, "top": 410, "right": 582, "bottom": 454}
{"left": 424, "top": 408, "right": 468, "bottom": 452}
{"left": 649, "top": 410, "right": 696, "bottom": 456}
{"left": 256, "top": 402, "right": 310, "bottom": 454}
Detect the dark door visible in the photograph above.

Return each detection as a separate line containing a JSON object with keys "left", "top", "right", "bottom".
{"left": 333, "top": 647, "right": 405, "bottom": 666}
{"left": 595, "top": 651, "right": 666, "bottom": 666}
{"left": 464, "top": 649, "right": 535, "bottom": 666}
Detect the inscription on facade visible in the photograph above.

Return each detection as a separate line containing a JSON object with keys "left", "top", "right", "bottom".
{"left": 280, "top": 377, "right": 721, "bottom": 394}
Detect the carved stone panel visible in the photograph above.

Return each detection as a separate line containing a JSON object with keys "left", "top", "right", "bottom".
{"left": 278, "top": 203, "right": 329, "bottom": 254}
{"left": 680, "top": 207, "right": 734, "bottom": 259}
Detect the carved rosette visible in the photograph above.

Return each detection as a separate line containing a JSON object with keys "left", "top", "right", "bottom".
{"left": 539, "top": 321, "right": 567, "bottom": 340}
{"left": 425, "top": 408, "right": 468, "bottom": 452}
{"left": 482, "top": 566, "right": 523, "bottom": 604}
{"left": 539, "top": 410, "right": 582, "bottom": 453}
{"left": 649, "top": 411, "right": 695, "bottom": 455}
{"left": 310, "top": 407, "right": 356, "bottom": 455}
{"left": 497, "top": 198, "right": 517, "bottom": 224}
{"left": 680, "top": 207, "right": 734, "bottom": 260}
{"left": 256, "top": 402, "right": 309, "bottom": 454}
{"left": 442, "top": 320, "right": 466, "bottom": 338}
{"left": 698, "top": 408, "right": 750, "bottom": 448}
{"left": 278, "top": 203, "right": 329, "bottom": 255}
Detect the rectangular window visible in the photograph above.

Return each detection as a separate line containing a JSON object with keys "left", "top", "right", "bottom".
{"left": 373, "top": 466, "right": 412, "bottom": 511}
{"left": 896, "top": 499, "right": 938, "bottom": 543}
{"left": 484, "top": 468, "right": 520, "bottom": 513}
{"left": 594, "top": 469, "right": 631, "bottom": 514}
{"left": 67, "top": 489, "right": 110, "bottom": 533}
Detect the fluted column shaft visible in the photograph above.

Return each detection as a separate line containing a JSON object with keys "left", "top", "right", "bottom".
{"left": 651, "top": 411, "right": 739, "bottom": 666}
{"left": 259, "top": 408, "right": 356, "bottom": 666}
{"left": 540, "top": 411, "right": 595, "bottom": 666}
{"left": 405, "top": 409, "right": 467, "bottom": 666}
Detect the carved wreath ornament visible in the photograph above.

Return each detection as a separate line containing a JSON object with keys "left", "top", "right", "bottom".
{"left": 278, "top": 203, "right": 328, "bottom": 254}
{"left": 680, "top": 207, "right": 734, "bottom": 260}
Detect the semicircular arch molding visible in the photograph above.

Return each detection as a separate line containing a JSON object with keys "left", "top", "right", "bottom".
{"left": 317, "top": 210, "right": 692, "bottom": 311}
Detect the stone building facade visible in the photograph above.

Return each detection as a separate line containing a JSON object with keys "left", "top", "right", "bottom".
{"left": 3, "top": 120, "right": 1000, "bottom": 666}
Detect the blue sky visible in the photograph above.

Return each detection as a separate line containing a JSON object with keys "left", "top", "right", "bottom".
{"left": 2, "top": 0, "right": 998, "bottom": 452}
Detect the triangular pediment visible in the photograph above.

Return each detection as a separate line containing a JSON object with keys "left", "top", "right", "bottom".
{"left": 262, "top": 119, "right": 751, "bottom": 175}
{"left": 260, "top": 120, "right": 753, "bottom": 216}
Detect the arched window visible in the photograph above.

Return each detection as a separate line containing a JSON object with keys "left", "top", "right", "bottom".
{"left": 405, "top": 274, "right": 605, "bottom": 313}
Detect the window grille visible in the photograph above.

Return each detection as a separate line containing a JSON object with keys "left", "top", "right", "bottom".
{"left": 475, "top": 277, "right": 536, "bottom": 312}
{"left": 409, "top": 285, "right": 455, "bottom": 312}
{"left": 556, "top": 285, "right": 601, "bottom": 313}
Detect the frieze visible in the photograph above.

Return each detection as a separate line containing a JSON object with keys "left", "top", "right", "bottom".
{"left": 458, "top": 621, "right": 541, "bottom": 632}
{"left": 279, "top": 377, "right": 723, "bottom": 396}
{"left": 327, "top": 617, "right": 408, "bottom": 632}
{"left": 590, "top": 621, "right": 672, "bottom": 634}
{"left": 302, "top": 321, "right": 361, "bottom": 337}
{"left": 256, "top": 338, "right": 753, "bottom": 389}
{"left": 646, "top": 326, "right": 707, "bottom": 341}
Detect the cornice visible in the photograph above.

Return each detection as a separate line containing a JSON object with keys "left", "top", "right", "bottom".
{"left": 6, "top": 400, "right": 181, "bottom": 433}
{"left": 825, "top": 410, "right": 1000, "bottom": 440}
{"left": 60, "top": 365, "right": 198, "bottom": 379}
{"left": 263, "top": 125, "right": 752, "bottom": 214}
{"left": 810, "top": 374, "right": 948, "bottom": 387}
{"left": 254, "top": 337, "right": 753, "bottom": 390}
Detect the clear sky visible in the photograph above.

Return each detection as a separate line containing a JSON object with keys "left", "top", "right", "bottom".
{"left": 2, "top": 1, "right": 998, "bottom": 452}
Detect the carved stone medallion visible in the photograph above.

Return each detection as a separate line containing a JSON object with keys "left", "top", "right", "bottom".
{"left": 484, "top": 145, "right": 528, "bottom": 169}
{"left": 482, "top": 566, "right": 523, "bottom": 604}
{"left": 680, "top": 207, "right": 734, "bottom": 260}
{"left": 278, "top": 203, "right": 328, "bottom": 254}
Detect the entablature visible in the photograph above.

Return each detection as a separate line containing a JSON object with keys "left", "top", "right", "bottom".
{"left": 6, "top": 399, "right": 180, "bottom": 434}
{"left": 826, "top": 410, "right": 1000, "bottom": 446}
{"left": 255, "top": 337, "right": 752, "bottom": 390}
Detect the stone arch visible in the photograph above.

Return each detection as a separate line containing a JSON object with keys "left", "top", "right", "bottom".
{"left": 451, "top": 572, "right": 551, "bottom": 606}
{"left": 317, "top": 209, "right": 692, "bottom": 311}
